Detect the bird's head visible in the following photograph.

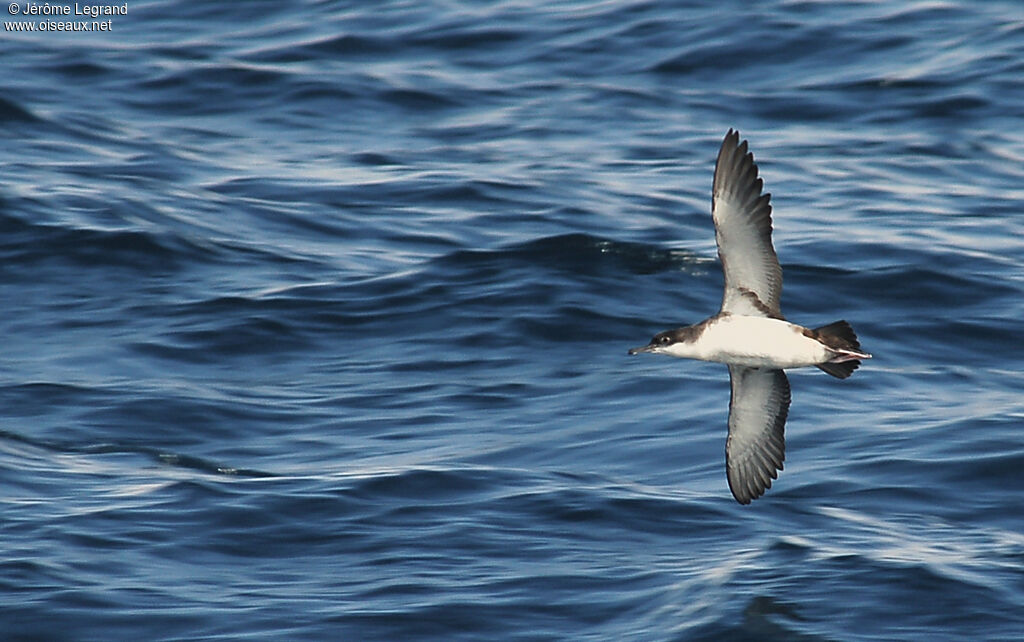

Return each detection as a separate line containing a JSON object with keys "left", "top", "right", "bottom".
{"left": 629, "top": 325, "right": 701, "bottom": 356}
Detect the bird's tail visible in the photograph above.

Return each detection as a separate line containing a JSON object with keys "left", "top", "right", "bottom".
{"left": 813, "top": 320, "right": 871, "bottom": 379}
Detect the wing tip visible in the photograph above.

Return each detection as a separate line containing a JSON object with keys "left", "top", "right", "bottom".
{"left": 714, "top": 128, "right": 772, "bottom": 220}
{"left": 728, "top": 462, "right": 782, "bottom": 504}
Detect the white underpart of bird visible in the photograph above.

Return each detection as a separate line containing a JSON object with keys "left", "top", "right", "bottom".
{"left": 629, "top": 129, "right": 871, "bottom": 505}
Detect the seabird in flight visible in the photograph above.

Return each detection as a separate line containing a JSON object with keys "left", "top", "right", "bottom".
{"left": 629, "top": 129, "right": 871, "bottom": 504}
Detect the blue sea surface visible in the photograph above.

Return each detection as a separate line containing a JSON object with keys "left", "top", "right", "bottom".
{"left": 2, "top": 1, "right": 1023, "bottom": 639}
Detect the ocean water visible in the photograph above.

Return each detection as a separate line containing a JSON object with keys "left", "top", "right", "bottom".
{"left": 2, "top": 1, "right": 1023, "bottom": 639}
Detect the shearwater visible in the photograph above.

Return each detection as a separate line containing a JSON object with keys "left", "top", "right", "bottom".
{"left": 629, "top": 129, "right": 871, "bottom": 504}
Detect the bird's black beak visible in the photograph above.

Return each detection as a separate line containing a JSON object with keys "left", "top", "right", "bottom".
{"left": 628, "top": 344, "right": 655, "bottom": 355}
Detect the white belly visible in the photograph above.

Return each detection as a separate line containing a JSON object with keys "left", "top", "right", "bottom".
{"left": 671, "top": 315, "right": 830, "bottom": 368}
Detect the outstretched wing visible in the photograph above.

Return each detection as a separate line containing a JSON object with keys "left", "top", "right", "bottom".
{"left": 712, "top": 129, "right": 783, "bottom": 317}
{"left": 725, "top": 366, "right": 789, "bottom": 504}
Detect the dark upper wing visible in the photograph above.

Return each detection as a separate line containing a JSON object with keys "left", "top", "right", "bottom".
{"left": 712, "top": 129, "right": 783, "bottom": 317}
{"left": 725, "top": 366, "right": 789, "bottom": 504}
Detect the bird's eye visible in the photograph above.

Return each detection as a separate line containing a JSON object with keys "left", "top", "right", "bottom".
{"left": 660, "top": 336, "right": 670, "bottom": 344}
